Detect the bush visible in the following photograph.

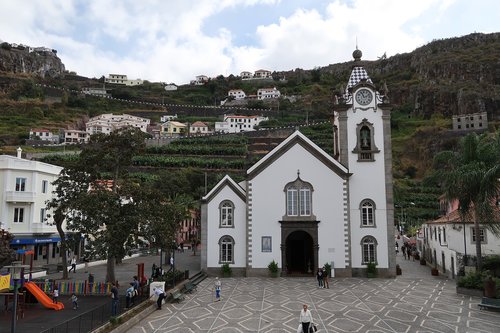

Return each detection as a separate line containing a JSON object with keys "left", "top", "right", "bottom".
{"left": 268, "top": 260, "right": 278, "bottom": 275}
{"left": 221, "top": 263, "right": 232, "bottom": 277}
{"left": 457, "top": 271, "right": 488, "bottom": 290}
{"left": 366, "top": 262, "right": 377, "bottom": 278}
{"left": 323, "top": 263, "right": 332, "bottom": 277}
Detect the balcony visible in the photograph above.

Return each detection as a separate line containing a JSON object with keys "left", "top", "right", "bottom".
{"left": 5, "top": 191, "right": 36, "bottom": 203}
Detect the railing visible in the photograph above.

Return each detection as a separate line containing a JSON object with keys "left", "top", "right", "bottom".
{"left": 33, "top": 280, "right": 111, "bottom": 296}
{"left": 40, "top": 288, "right": 150, "bottom": 333}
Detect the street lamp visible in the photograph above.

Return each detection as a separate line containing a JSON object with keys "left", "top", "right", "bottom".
{"left": 172, "top": 240, "right": 176, "bottom": 287}
{"left": 5, "top": 261, "right": 30, "bottom": 333}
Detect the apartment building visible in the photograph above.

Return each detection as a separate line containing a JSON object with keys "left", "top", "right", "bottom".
{"left": 215, "top": 115, "right": 268, "bottom": 133}
{"left": 105, "top": 74, "right": 143, "bottom": 86}
{"left": 86, "top": 113, "right": 151, "bottom": 135}
{"left": 63, "top": 129, "right": 89, "bottom": 144}
{"left": 257, "top": 87, "right": 281, "bottom": 100}
{"left": 452, "top": 112, "right": 488, "bottom": 132}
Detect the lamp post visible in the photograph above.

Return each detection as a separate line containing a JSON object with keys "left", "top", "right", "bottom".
{"left": 5, "top": 261, "right": 30, "bottom": 333}
{"left": 172, "top": 240, "right": 176, "bottom": 287}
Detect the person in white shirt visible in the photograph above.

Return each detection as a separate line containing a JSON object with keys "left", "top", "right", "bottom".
{"left": 299, "top": 304, "right": 313, "bottom": 333}
{"left": 152, "top": 287, "right": 165, "bottom": 310}
{"left": 214, "top": 277, "right": 221, "bottom": 301}
{"left": 69, "top": 257, "right": 77, "bottom": 273}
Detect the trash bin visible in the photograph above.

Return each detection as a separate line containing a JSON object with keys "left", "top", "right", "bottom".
{"left": 184, "top": 270, "right": 189, "bottom": 280}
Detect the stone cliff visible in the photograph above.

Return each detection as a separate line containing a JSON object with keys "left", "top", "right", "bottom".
{"left": 0, "top": 44, "right": 65, "bottom": 78}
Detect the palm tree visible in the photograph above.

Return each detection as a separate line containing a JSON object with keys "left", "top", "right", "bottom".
{"left": 433, "top": 131, "right": 500, "bottom": 271}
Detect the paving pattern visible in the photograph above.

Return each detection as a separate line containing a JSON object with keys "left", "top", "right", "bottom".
{"left": 128, "top": 256, "right": 500, "bottom": 333}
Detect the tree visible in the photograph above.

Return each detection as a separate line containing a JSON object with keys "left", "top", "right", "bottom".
{"left": 49, "top": 128, "right": 147, "bottom": 283}
{"left": 0, "top": 229, "right": 15, "bottom": 267}
{"left": 433, "top": 131, "right": 500, "bottom": 270}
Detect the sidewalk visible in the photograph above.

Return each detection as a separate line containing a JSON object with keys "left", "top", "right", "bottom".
{"left": 0, "top": 251, "right": 201, "bottom": 333}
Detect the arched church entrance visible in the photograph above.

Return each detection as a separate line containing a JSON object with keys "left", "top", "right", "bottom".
{"left": 280, "top": 221, "right": 319, "bottom": 277}
{"left": 286, "top": 231, "right": 313, "bottom": 275}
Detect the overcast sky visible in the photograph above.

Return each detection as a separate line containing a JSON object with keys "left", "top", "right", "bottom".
{"left": 0, "top": 0, "right": 498, "bottom": 84}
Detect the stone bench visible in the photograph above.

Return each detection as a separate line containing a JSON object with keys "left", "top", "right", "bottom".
{"left": 478, "top": 297, "right": 500, "bottom": 311}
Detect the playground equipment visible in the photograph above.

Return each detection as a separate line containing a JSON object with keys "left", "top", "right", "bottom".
{"left": 24, "top": 282, "right": 64, "bottom": 310}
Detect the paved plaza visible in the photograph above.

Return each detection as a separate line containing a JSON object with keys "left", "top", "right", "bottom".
{"left": 128, "top": 255, "right": 500, "bottom": 333}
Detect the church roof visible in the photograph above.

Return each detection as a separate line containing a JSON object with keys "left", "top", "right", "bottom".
{"left": 247, "top": 130, "right": 350, "bottom": 179}
{"left": 201, "top": 175, "right": 246, "bottom": 203}
{"left": 346, "top": 66, "right": 372, "bottom": 91}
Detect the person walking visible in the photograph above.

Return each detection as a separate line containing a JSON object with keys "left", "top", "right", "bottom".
{"left": 125, "top": 283, "right": 135, "bottom": 308}
{"left": 69, "top": 257, "right": 77, "bottom": 273}
{"left": 110, "top": 282, "right": 119, "bottom": 316}
{"left": 70, "top": 293, "right": 78, "bottom": 309}
{"left": 322, "top": 267, "right": 329, "bottom": 289}
{"left": 214, "top": 277, "right": 221, "bottom": 301}
{"left": 316, "top": 268, "right": 323, "bottom": 288}
{"left": 152, "top": 286, "right": 165, "bottom": 310}
{"left": 401, "top": 245, "right": 406, "bottom": 259}
{"left": 299, "top": 304, "right": 313, "bottom": 333}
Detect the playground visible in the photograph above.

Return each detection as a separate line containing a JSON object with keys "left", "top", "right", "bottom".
{"left": 0, "top": 249, "right": 201, "bottom": 333}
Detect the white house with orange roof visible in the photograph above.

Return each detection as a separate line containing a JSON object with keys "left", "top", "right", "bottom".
{"left": 215, "top": 115, "right": 268, "bottom": 133}
{"left": 419, "top": 197, "right": 500, "bottom": 279}
{"left": 29, "top": 129, "right": 59, "bottom": 143}
{"left": 240, "top": 71, "right": 253, "bottom": 79}
{"left": 189, "top": 121, "right": 211, "bottom": 135}
{"left": 257, "top": 87, "right": 281, "bottom": 100}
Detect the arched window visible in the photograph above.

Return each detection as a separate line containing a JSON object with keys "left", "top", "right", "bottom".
{"left": 360, "top": 199, "right": 375, "bottom": 227}
{"left": 284, "top": 171, "right": 313, "bottom": 218}
{"left": 219, "top": 236, "right": 234, "bottom": 264}
{"left": 219, "top": 201, "right": 234, "bottom": 227}
{"left": 361, "top": 236, "right": 377, "bottom": 264}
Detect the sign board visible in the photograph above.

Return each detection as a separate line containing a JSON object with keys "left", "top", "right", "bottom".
{"left": 0, "top": 274, "right": 11, "bottom": 292}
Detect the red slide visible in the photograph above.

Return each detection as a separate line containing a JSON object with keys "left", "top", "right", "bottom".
{"left": 24, "top": 282, "right": 65, "bottom": 310}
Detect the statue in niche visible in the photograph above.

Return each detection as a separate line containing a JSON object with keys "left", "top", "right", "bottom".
{"left": 360, "top": 127, "right": 370, "bottom": 149}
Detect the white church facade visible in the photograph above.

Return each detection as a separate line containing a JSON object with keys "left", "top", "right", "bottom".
{"left": 201, "top": 49, "right": 396, "bottom": 277}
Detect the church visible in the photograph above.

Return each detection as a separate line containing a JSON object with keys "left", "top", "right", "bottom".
{"left": 201, "top": 49, "right": 396, "bottom": 278}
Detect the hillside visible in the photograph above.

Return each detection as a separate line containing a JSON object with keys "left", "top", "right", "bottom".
{"left": 0, "top": 33, "right": 499, "bottom": 227}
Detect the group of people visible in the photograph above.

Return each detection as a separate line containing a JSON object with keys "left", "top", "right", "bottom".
{"left": 396, "top": 241, "right": 417, "bottom": 260}
{"left": 125, "top": 276, "right": 140, "bottom": 308}
{"left": 316, "top": 267, "right": 329, "bottom": 289}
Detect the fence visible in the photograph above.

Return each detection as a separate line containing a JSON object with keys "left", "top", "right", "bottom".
{"left": 40, "top": 288, "right": 150, "bottom": 333}
{"left": 33, "top": 280, "right": 112, "bottom": 296}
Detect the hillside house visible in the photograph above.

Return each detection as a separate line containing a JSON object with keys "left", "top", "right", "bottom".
{"left": 189, "top": 121, "right": 211, "bottom": 135}
{"left": 161, "top": 121, "right": 187, "bottom": 137}
{"left": 215, "top": 115, "right": 268, "bottom": 133}
{"left": 193, "top": 75, "right": 209, "bottom": 85}
{"left": 240, "top": 71, "right": 253, "bottom": 79}
{"left": 63, "top": 129, "right": 89, "bottom": 144}
{"left": 29, "top": 129, "right": 59, "bottom": 143}
{"left": 105, "top": 74, "right": 143, "bottom": 86}
{"left": 452, "top": 112, "right": 488, "bottom": 132}
{"left": 160, "top": 114, "right": 178, "bottom": 122}
{"left": 228, "top": 89, "right": 246, "bottom": 100}
{"left": 254, "top": 69, "right": 272, "bottom": 79}
{"left": 257, "top": 87, "right": 281, "bottom": 100}
{"left": 86, "top": 113, "right": 150, "bottom": 135}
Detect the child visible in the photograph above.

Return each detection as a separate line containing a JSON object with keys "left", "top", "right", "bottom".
{"left": 52, "top": 286, "right": 59, "bottom": 304}
{"left": 70, "top": 293, "right": 78, "bottom": 309}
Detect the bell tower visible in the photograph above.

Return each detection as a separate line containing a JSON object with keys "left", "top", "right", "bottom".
{"left": 333, "top": 48, "right": 396, "bottom": 277}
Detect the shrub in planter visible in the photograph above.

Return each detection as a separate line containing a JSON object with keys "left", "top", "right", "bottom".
{"left": 366, "top": 262, "right": 377, "bottom": 278}
{"left": 420, "top": 258, "right": 426, "bottom": 266}
{"left": 323, "top": 262, "right": 332, "bottom": 278}
{"left": 457, "top": 271, "right": 487, "bottom": 290}
{"left": 268, "top": 260, "right": 279, "bottom": 277}
{"left": 431, "top": 268, "right": 439, "bottom": 276}
{"left": 221, "top": 263, "right": 232, "bottom": 277}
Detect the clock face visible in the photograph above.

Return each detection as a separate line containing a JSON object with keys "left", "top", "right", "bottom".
{"left": 355, "top": 88, "right": 373, "bottom": 106}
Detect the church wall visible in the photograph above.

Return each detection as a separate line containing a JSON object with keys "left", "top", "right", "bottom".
{"left": 249, "top": 144, "right": 347, "bottom": 271}
{"left": 205, "top": 186, "right": 247, "bottom": 270}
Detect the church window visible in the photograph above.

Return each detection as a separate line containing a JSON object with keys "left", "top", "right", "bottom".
{"left": 353, "top": 119, "right": 379, "bottom": 161}
{"left": 361, "top": 236, "right": 377, "bottom": 264}
{"left": 284, "top": 171, "right": 313, "bottom": 218}
{"left": 219, "top": 201, "right": 234, "bottom": 227}
{"left": 219, "top": 236, "right": 234, "bottom": 263}
{"left": 360, "top": 200, "right": 375, "bottom": 227}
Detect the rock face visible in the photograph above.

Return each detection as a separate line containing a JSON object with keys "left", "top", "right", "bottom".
{"left": 0, "top": 45, "right": 65, "bottom": 78}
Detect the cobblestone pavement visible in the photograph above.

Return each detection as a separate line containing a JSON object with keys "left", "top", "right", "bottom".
{"left": 128, "top": 254, "right": 500, "bottom": 333}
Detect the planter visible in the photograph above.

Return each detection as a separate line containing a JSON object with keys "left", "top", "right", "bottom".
{"left": 484, "top": 278, "right": 497, "bottom": 298}
{"left": 431, "top": 268, "right": 439, "bottom": 276}
{"left": 456, "top": 286, "right": 483, "bottom": 297}
{"left": 420, "top": 259, "right": 426, "bottom": 266}
{"left": 396, "top": 265, "right": 402, "bottom": 275}
{"left": 367, "top": 272, "right": 376, "bottom": 278}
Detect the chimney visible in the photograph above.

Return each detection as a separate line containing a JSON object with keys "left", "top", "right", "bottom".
{"left": 16, "top": 147, "right": 22, "bottom": 159}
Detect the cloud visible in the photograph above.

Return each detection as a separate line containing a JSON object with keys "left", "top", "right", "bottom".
{"left": 0, "top": 0, "right": 486, "bottom": 85}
